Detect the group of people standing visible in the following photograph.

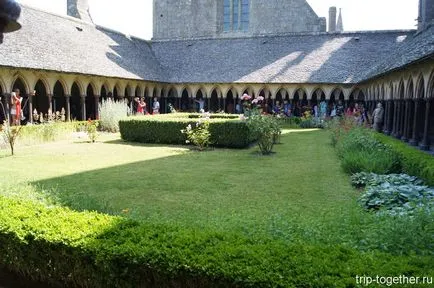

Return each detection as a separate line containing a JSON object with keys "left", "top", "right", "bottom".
{"left": 3, "top": 88, "right": 24, "bottom": 126}
{"left": 132, "top": 97, "right": 160, "bottom": 115}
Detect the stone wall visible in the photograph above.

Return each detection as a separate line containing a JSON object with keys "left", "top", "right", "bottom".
{"left": 153, "top": 0, "right": 326, "bottom": 40}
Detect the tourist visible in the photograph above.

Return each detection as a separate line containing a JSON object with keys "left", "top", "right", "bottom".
{"left": 195, "top": 97, "right": 205, "bottom": 112}
{"left": 137, "top": 97, "right": 146, "bottom": 115}
{"left": 152, "top": 97, "right": 160, "bottom": 114}
{"left": 336, "top": 100, "right": 344, "bottom": 117}
{"left": 235, "top": 100, "right": 242, "bottom": 114}
{"left": 371, "top": 102, "right": 384, "bottom": 132}
{"left": 283, "top": 100, "right": 291, "bottom": 117}
{"left": 319, "top": 100, "right": 327, "bottom": 118}
{"left": 10, "top": 89, "right": 22, "bottom": 125}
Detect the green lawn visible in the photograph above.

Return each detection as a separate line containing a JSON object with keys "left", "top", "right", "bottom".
{"left": 0, "top": 129, "right": 432, "bottom": 254}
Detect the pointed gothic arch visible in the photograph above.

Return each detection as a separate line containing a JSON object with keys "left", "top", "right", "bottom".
{"left": 53, "top": 80, "right": 66, "bottom": 116}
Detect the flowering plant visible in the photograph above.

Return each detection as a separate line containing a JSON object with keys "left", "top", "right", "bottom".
{"left": 86, "top": 119, "right": 99, "bottom": 143}
{"left": 181, "top": 112, "right": 211, "bottom": 151}
{"left": 240, "top": 94, "right": 280, "bottom": 155}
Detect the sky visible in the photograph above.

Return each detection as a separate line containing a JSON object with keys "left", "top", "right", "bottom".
{"left": 16, "top": 0, "right": 419, "bottom": 40}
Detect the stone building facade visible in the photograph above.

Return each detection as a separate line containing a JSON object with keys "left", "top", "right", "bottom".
{"left": 0, "top": 0, "right": 433, "bottom": 151}
{"left": 153, "top": 0, "right": 326, "bottom": 40}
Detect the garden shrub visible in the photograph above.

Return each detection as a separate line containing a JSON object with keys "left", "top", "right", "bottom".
{"left": 99, "top": 98, "right": 128, "bottom": 132}
{"left": 336, "top": 128, "right": 401, "bottom": 174}
{"left": 373, "top": 133, "right": 434, "bottom": 186}
{"left": 119, "top": 117, "right": 255, "bottom": 148}
{"left": 0, "top": 196, "right": 432, "bottom": 288}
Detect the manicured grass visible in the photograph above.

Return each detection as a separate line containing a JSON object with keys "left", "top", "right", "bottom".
{"left": 0, "top": 130, "right": 432, "bottom": 255}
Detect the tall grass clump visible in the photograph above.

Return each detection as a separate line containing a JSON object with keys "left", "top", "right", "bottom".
{"left": 99, "top": 98, "right": 128, "bottom": 132}
{"left": 330, "top": 118, "right": 401, "bottom": 174}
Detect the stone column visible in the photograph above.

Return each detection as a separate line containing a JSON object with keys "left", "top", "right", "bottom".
{"left": 420, "top": 98, "right": 432, "bottom": 150}
{"left": 401, "top": 99, "right": 410, "bottom": 142}
{"left": 409, "top": 99, "right": 420, "bottom": 146}
{"left": 207, "top": 97, "right": 211, "bottom": 112}
{"left": 94, "top": 95, "right": 100, "bottom": 120}
{"left": 65, "top": 95, "right": 71, "bottom": 122}
{"left": 391, "top": 100, "right": 398, "bottom": 136}
{"left": 395, "top": 100, "right": 402, "bottom": 138}
{"left": 80, "top": 95, "right": 86, "bottom": 121}
{"left": 383, "top": 100, "right": 390, "bottom": 134}
{"left": 28, "top": 92, "right": 34, "bottom": 124}
{"left": 48, "top": 94, "right": 53, "bottom": 114}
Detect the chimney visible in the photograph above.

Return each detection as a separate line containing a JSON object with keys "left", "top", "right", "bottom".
{"left": 328, "top": 6, "right": 337, "bottom": 32}
{"left": 418, "top": 0, "right": 434, "bottom": 31}
{"left": 67, "top": 0, "right": 93, "bottom": 23}
{"left": 336, "top": 8, "right": 343, "bottom": 32}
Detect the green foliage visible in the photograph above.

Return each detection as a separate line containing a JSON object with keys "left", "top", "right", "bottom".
{"left": 119, "top": 116, "right": 254, "bottom": 148}
{"left": 1, "top": 121, "right": 22, "bottom": 155}
{"left": 99, "top": 98, "right": 128, "bottom": 132}
{"left": 0, "top": 196, "right": 432, "bottom": 288}
{"left": 181, "top": 115, "right": 211, "bottom": 151}
{"left": 373, "top": 133, "right": 434, "bottom": 186}
{"left": 245, "top": 113, "right": 281, "bottom": 155}
{"left": 86, "top": 119, "right": 99, "bottom": 143}
{"left": 351, "top": 172, "right": 424, "bottom": 188}
{"left": 352, "top": 172, "right": 434, "bottom": 216}
{"left": 336, "top": 128, "right": 401, "bottom": 174}
{"left": 188, "top": 113, "right": 239, "bottom": 119}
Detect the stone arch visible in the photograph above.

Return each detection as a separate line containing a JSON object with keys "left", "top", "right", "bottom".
{"left": 241, "top": 86, "right": 254, "bottom": 97}
{"left": 11, "top": 74, "right": 30, "bottom": 95}
{"left": 124, "top": 84, "right": 132, "bottom": 98}
{"left": 209, "top": 87, "right": 220, "bottom": 112}
{"left": 86, "top": 84, "right": 96, "bottom": 120}
{"left": 180, "top": 88, "right": 190, "bottom": 112}
{"left": 33, "top": 79, "right": 49, "bottom": 116}
{"left": 427, "top": 69, "right": 434, "bottom": 99}
{"left": 330, "top": 87, "right": 344, "bottom": 104}
{"left": 167, "top": 86, "right": 178, "bottom": 112}
{"left": 70, "top": 82, "right": 82, "bottom": 120}
{"left": 113, "top": 83, "right": 121, "bottom": 101}
{"left": 311, "top": 88, "right": 325, "bottom": 106}
{"left": 52, "top": 80, "right": 66, "bottom": 116}
{"left": 100, "top": 83, "right": 108, "bottom": 102}
{"left": 134, "top": 85, "right": 143, "bottom": 98}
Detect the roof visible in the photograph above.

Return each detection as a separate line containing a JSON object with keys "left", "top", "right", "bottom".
{"left": 151, "top": 31, "right": 415, "bottom": 84}
{"left": 0, "top": 5, "right": 166, "bottom": 82}
{"left": 363, "top": 26, "right": 434, "bottom": 82}
{"left": 0, "top": 5, "right": 432, "bottom": 85}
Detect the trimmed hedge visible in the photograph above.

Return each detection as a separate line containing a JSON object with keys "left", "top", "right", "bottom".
{"left": 374, "top": 133, "right": 434, "bottom": 186}
{"left": 188, "top": 114, "right": 239, "bottom": 119}
{"left": 0, "top": 196, "right": 432, "bottom": 288}
{"left": 119, "top": 117, "right": 255, "bottom": 148}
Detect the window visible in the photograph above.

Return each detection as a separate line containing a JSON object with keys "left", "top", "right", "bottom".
{"left": 223, "top": 0, "right": 249, "bottom": 32}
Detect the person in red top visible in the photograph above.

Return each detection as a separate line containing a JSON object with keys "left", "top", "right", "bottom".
{"left": 137, "top": 97, "right": 146, "bottom": 115}
{"left": 10, "top": 89, "right": 22, "bottom": 125}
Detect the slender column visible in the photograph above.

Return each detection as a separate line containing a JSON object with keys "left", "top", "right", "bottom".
{"left": 401, "top": 99, "right": 410, "bottom": 141}
{"left": 207, "top": 97, "right": 211, "bottom": 112}
{"left": 94, "top": 95, "right": 100, "bottom": 120}
{"left": 409, "top": 99, "right": 420, "bottom": 146}
{"left": 391, "top": 100, "right": 398, "bottom": 136}
{"left": 420, "top": 99, "right": 432, "bottom": 150}
{"left": 223, "top": 96, "right": 226, "bottom": 113}
{"left": 395, "top": 100, "right": 402, "bottom": 138}
{"left": 80, "top": 95, "right": 86, "bottom": 121}
{"left": 383, "top": 100, "right": 390, "bottom": 134}
{"left": 65, "top": 95, "right": 71, "bottom": 122}
{"left": 48, "top": 94, "right": 53, "bottom": 114}
{"left": 28, "top": 92, "right": 34, "bottom": 124}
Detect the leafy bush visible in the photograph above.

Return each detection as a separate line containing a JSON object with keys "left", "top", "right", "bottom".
{"left": 0, "top": 196, "right": 432, "bottom": 288}
{"left": 359, "top": 182, "right": 434, "bottom": 216}
{"left": 245, "top": 114, "right": 281, "bottom": 154}
{"left": 119, "top": 117, "right": 254, "bottom": 148}
{"left": 373, "top": 133, "right": 434, "bottom": 186}
{"left": 99, "top": 98, "right": 128, "bottom": 132}
{"left": 336, "top": 128, "right": 401, "bottom": 174}
{"left": 351, "top": 172, "right": 424, "bottom": 188}
{"left": 181, "top": 114, "right": 211, "bottom": 150}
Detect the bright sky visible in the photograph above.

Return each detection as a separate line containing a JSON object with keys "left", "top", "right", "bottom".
{"left": 16, "top": 0, "right": 418, "bottom": 40}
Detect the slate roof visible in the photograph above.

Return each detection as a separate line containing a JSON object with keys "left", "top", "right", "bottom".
{"left": 151, "top": 31, "right": 416, "bottom": 84}
{"left": 0, "top": 5, "right": 166, "bottom": 82}
{"left": 363, "top": 25, "right": 434, "bottom": 82}
{"left": 0, "top": 5, "right": 433, "bottom": 85}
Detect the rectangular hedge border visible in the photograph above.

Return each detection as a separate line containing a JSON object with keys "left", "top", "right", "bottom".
{"left": 373, "top": 133, "right": 434, "bottom": 186}
{"left": 119, "top": 117, "right": 255, "bottom": 148}
{"left": 1, "top": 196, "right": 432, "bottom": 288}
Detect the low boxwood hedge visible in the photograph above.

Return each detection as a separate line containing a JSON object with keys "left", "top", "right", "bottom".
{"left": 373, "top": 133, "right": 434, "bottom": 186}
{"left": 0, "top": 196, "right": 432, "bottom": 288}
{"left": 119, "top": 117, "right": 255, "bottom": 148}
{"left": 187, "top": 114, "right": 239, "bottom": 119}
